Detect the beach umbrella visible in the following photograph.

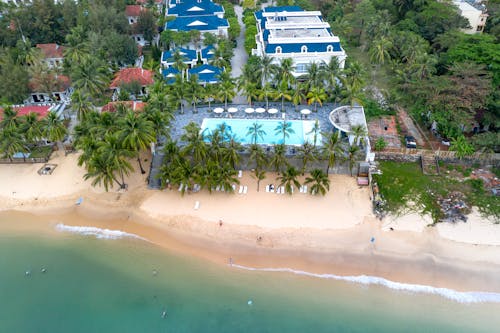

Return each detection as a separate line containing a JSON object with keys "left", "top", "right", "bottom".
{"left": 255, "top": 107, "right": 266, "bottom": 114}
{"left": 228, "top": 107, "right": 238, "bottom": 113}
{"left": 245, "top": 107, "right": 255, "bottom": 114}
{"left": 300, "top": 109, "right": 311, "bottom": 115}
{"left": 267, "top": 108, "right": 278, "bottom": 114}
{"left": 213, "top": 107, "right": 224, "bottom": 114}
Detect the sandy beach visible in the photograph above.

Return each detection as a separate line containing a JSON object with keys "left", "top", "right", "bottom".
{"left": 1, "top": 151, "right": 500, "bottom": 293}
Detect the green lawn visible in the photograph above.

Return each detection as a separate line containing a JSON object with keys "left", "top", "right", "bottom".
{"left": 373, "top": 161, "right": 500, "bottom": 223}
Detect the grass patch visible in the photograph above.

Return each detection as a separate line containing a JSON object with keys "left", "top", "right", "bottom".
{"left": 29, "top": 145, "right": 53, "bottom": 158}
{"left": 373, "top": 161, "right": 500, "bottom": 223}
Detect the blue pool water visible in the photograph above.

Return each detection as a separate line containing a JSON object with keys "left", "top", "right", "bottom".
{"left": 201, "top": 118, "right": 317, "bottom": 145}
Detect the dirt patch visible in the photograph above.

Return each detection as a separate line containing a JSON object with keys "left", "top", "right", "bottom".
{"left": 367, "top": 116, "right": 401, "bottom": 148}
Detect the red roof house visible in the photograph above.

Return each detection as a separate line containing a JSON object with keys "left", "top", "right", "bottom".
{"left": 126, "top": 5, "right": 143, "bottom": 19}
{"left": 0, "top": 105, "right": 53, "bottom": 121}
{"left": 36, "top": 43, "right": 65, "bottom": 59}
{"left": 110, "top": 68, "right": 154, "bottom": 89}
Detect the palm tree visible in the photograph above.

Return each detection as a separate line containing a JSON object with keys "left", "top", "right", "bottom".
{"left": 238, "top": 78, "right": 259, "bottom": 106}
{"left": 246, "top": 121, "right": 266, "bottom": 144}
{"left": 322, "top": 57, "right": 341, "bottom": 99}
{"left": 181, "top": 122, "right": 208, "bottom": 164}
{"left": 42, "top": 111, "right": 67, "bottom": 151}
{"left": 347, "top": 145, "right": 360, "bottom": 177}
{"left": 0, "top": 127, "right": 28, "bottom": 162}
{"left": 217, "top": 73, "right": 236, "bottom": 110}
{"left": 304, "top": 62, "right": 321, "bottom": 92}
{"left": 297, "top": 142, "right": 317, "bottom": 174}
{"left": 277, "top": 166, "right": 301, "bottom": 195}
{"left": 248, "top": 143, "right": 267, "bottom": 169}
{"left": 308, "top": 120, "right": 321, "bottom": 147}
{"left": 83, "top": 152, "right": 123, "bottom": 191}
{"left": 207, "top": 129, "right": 225, "bottom": 163}
{"left": 171, "top": 156, "right": 196, "bottom": 196}
{"left": 258, "top": 82, "right": 273, "bottom": 110}
{"left": 257, "top": 55, "right": 277, "bottom": 87}
{"left": 272, "top": 81, "right": 292, "bottom": 112}
{"left": 276, "top": 58, "right": 295, "bottom": 89}
{"left": 369, "top": 36, "right": 393, "bottom": 65}
{"left": 350, "top": 124, "right": 368, "bottom": 146}
{"left": 321, "top": 131, "right": 344, "bottom": 174}
{"left": 144, "top": 108, "right": 171, "bottom": 144}
{"left": 340, "top": 80, "right": 364, "bottom": 107}
{"left": 222, "top": 134, "right": 243, "bottom": 169}
{"left": 218, "top": 164, "right": 239, "bottom": 192}
{"left": 171, "top": 74, "right": 187, "bottom": 114}
{"left": 202, "top": 83, "right": 217, "bottom": 111}
{"left": 306, "top": 86, "right": 327, "bottom": 112}
{"left": 118, "top": 111, "right": 155, "bottom": 174}
{"left": 291, "top": 83, "right": 306, "bottom": 112}
{"left": 71, "top": 89, "right": 94, "bottom": 121}
{"left": 21, "top": 112, "right": 43, "bottom": 145}
{"left": 186, "top": 74, "right": 202, "bottom": 113}
{"left": 209, "top": 44, "right": 229, "bottom": 68}
{"left": 269, "top": 143, "right": 288, "bottom": 174}
{"left": 252, "top": 168, "right": 266, "bottom": 192}
{"left": 70, "top": 55, "right": 109, "bottom": 98}
{"left": 274, "top": 120, "right": 295, "bottom": 145}
{"left": 98, "top": 133, "right": 134, "bottom": 188}
{"left": 305, "top": 169, "right": 330, "bottom": 196}
{"left": 0, "top": 106, "right": 20, "bottom": 130}
{"left": 170, "top": 49, "right": 188, "bottom": 79}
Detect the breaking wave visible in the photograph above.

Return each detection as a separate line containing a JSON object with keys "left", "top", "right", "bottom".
{"left": 231, "top": 264, "right": 500, "bottom": 304}
{"left": 56, "top": 224, "right": 147, "bottom": 241}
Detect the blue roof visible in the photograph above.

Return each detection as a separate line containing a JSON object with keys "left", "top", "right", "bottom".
{"left": 200, "top": 45, "right": 215, "bottom": 61}
{"left": 161, "top": 48, "right": 198, "bottom": 62}
{"left": 166, "top": 16, "right": 229, "bottom": 31}
{"left": 161, "top": 67, "right": 180, "bottom": 84}
{"left": 265, "top": 42, "right": 342, "bottom": 54}
{"left": 168, "top": 0, "right": 224, "bottom": 17}
{"left": 189, "top": 64, "right": 223, "bottom": 84}
{"left": 262, "top": 6, "right": 303, "bottom": 13}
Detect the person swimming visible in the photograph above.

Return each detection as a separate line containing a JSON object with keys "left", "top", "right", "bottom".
{"left": 161, "top": 309, "right": 167, "bottom": 318}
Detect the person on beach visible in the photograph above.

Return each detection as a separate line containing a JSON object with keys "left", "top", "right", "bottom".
{"left": 229, "top": 257, "right": 233, "bottom": 266}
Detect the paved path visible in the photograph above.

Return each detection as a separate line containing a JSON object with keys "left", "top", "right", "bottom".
{"left": 230, "top": 5, "right": 248, "bottom": 79}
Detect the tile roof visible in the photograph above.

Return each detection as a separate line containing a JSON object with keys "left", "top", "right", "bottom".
{"left": 110, "top": 68, "right": 154, "bottom": 89}
{"left": 200, "top": 45, "right": 215, "bottom": 61}
{"left": 36, "top": 43, "right": 64, "bottom": 59}
{"left": 188, "top": 64, "right": 223, "bottom": 84}
{"left": 28, "top": 75, "right": 71, "bottom": 93}
{"left": 161, "top": 47, "right": 198, "bottom": 62}
{"left": 101, "top": 101, "right": 146, "bottom": 113}
{"left": 136, "top": 0, "right": 162, "bottom": 4}
{"left": 0, "top": 105, "right": 53, "bottom": 120}
{"left": 167, "top": 0, "right": 224, "bottom": 17}
{"left": 126, "top": 5, "right": 143, "bottom": 17}
{"left": 166, "top": 15, "right": 229, "bottom": 31}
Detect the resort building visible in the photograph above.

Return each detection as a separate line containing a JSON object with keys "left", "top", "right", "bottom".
{"left": 27, "top": 74, "right": 72, "bottom": 104}
{"left": 161, "top": 47, "right": 199, "bottom": 69}
{"left": 0, "top": 104, "right": 65, "bottom": 121}
{"left": 453, "top": 0, "right": 488, "bottom": 34}
{"left": 109, "top": 68, "right": 154, "bottom": 101}
{"left": 165, "top": 0, "right": 229, "bottom": 38}
{"left": 36, "top": 43, "right": 64, "bottom": 69}
{"left": 126, "top": 5, "right": 151, "bottom": 45}
{"left": 252, "top": 6, "right": 347, "bottom": 76}
{"left": 161, "top": 64, "right": 223, "bottom": 85}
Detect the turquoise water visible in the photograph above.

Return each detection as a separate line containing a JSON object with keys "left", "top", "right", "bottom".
{"left": 1, "top": 226, "right": 500, "bottom": 332}
{"left": 200, "top": 118, "right": 316, "bottom": 145}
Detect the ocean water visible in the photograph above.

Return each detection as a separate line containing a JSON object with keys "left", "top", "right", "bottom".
{"left": 1, "top": 224, "right": 499, "bottom": 332}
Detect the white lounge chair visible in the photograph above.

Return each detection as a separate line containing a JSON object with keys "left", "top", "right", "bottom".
{"left": 280, "top": 186, "right": 285, "bottom": 194}
{"left": 216, "top": 185, "right": 221, "bottom": 192}
{"left": 194, "top": 201, "right": 200, "bottom": 210}
{"left": 243, "top": 186, "right": 248, "bottom": 194}
{"left": 238, "top": 185, "right": 243, "bottom": 194}
{"left": 265, "top": 185, "right": 270, "bottom": 193}
{"left": 232, "top": 184, "right": 236, "bottom": 192}
{"left": 238, "top": 170, "right": 243, "bottom": 178}
{"left": 178, "top": 183, "right": 184, "bottom": 192}
{"left": 303, "top": 185, "right": 308, "bottom": 194}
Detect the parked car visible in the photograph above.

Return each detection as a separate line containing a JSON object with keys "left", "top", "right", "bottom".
{"left": 405, "top": 135, "right": 417, "bottom": 149}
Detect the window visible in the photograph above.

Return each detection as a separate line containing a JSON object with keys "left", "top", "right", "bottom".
{"left": 301, "top": 45, "right": 307, "bottom": 53}
{"left": 295, "top": 64, "right": 307, "bottom": 73}
{"left": 275, "top": 46, "right": 282, "bottom": 54}
{"left": 327, "top": 45, "right": 333, "bottom": 52}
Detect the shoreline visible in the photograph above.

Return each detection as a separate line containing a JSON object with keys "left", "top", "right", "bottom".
{"left": 1, "top": 153, "right": 500, "bottom": 294}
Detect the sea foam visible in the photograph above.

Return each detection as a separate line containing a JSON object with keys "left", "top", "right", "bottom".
{"left": 56, "top": 223, "right": 147, "bottom": 241}
{"left": 231, "top": 264, "right": 500, "bottom": 304}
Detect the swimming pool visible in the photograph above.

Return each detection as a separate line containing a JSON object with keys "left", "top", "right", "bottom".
{"left": 200, "top": 118, "right": 317, "bottom": 146}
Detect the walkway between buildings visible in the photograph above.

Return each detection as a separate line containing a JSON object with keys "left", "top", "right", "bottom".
{"left": 231, "top": 5, "right": 248, "bottom": 104}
